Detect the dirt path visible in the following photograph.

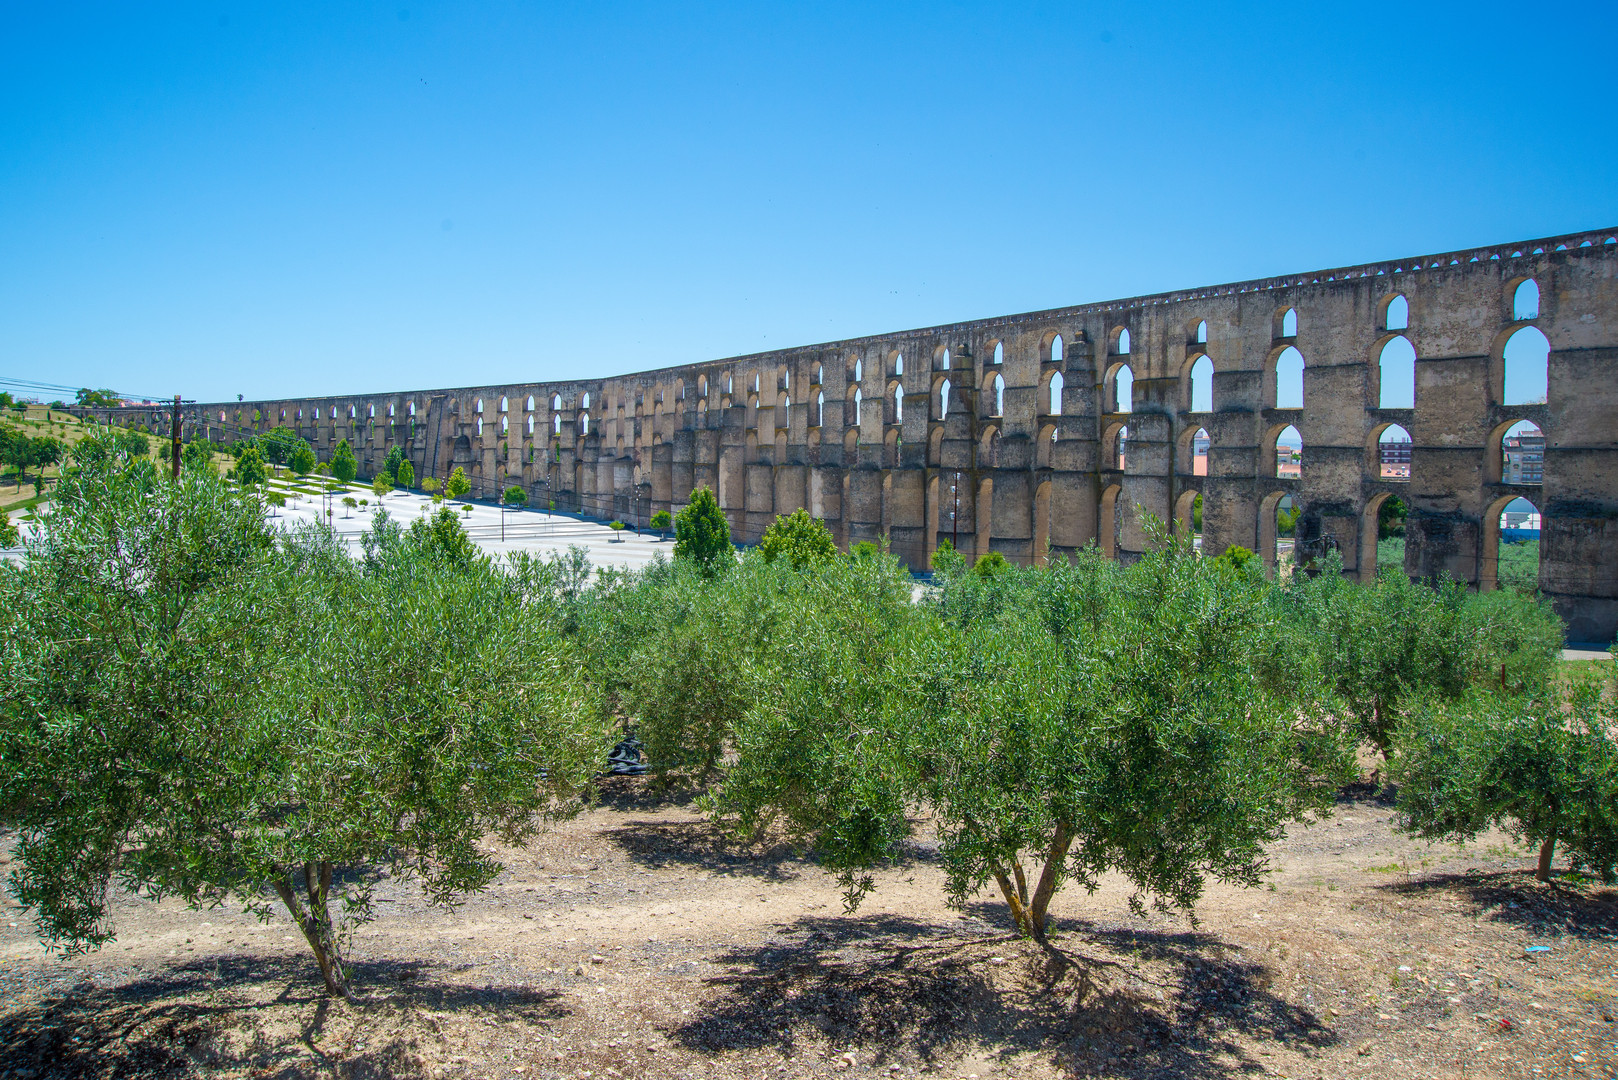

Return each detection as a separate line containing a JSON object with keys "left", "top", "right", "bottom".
{"left": 2, "top": 782, "right": 1614, "bottom": 1079}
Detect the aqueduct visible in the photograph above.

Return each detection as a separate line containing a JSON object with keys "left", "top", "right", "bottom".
{"left": 83, "top": 228, "right": 1618, "bottom": 641}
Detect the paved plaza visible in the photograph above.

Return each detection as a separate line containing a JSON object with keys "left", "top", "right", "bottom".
{"left": 268, "top": 482, "right": 674, "bottom": 571}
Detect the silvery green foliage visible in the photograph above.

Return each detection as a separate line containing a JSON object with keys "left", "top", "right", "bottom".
{"left": 704, "top": 529, "right": 1354, "bottom": 939}
{"left": 0, "top": 430, "right": 609, "bottom": 997}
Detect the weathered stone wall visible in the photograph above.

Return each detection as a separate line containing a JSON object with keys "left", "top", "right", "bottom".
{"left": 83, "top": 229, "right": 1618, "bottom": 642}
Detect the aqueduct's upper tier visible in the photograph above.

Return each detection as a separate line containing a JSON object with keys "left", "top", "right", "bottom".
{"left": 84, "top": 227, "right": 1618, "bottom": 641}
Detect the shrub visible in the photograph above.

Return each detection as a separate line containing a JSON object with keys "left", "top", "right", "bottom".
{"left": 446, "top": 466, "right": 470, "bottom": 500}
{"left": 673, "top": 486, "right": 731, "bottom": 576}
{"left": 503, "top": 485, "right": 528, "bottom": 508}
{"left": 650, "top": 509, "right": 672, "bottom": 532}
{"left": 758, "top": 508, "right": 837, "bottom": 568}
{"left": 608, "top": 520, "right": 626, "bottom": 531}
{"left": 395, "top": 460, "right": 415, "bottom": 489}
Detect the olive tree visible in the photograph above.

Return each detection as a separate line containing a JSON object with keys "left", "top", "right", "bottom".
{"left": 0, "top": 431, "right": 609, "bottom": 998}
{"left": 1392, "top": 678, "right": 1618, "bottom": 882}
{"left": 707, "top": 532, "right": 1354, "bottom": 940}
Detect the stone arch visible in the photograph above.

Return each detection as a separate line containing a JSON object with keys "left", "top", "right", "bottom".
{"left": 1033, "top": 480, "right": 1052, "bottom": 565}
{"left": 1269, "top": 424, "right": 1302, "bottom": 479}
{"left": 1102, "top": 362, "right": 1133, "bottom": 413}
{"left": 1257, "top": 491, "right": 1291, "bottom": 577}
{"left": 1376, "top": 335, "right": 1417, "bottom": 410}
{"left": 1510, "top": 277, "right": 1540, "bottom": 321}
{"left": 933, "top": 375, "right": 952, "bottom": 420}
{"left": 1493, "top": 324, "right": 1550, "bottom": 406}
{"left": 500, "top": 396, "right": 509, "bottom": 412}
{"left": 932, "top": 345, "right": 950, "bottom": 371}
{"left": 1173, "top": 488, "right": 1200, "bottom": 538}
{"left": 986, "top": 339, "right": 1004, "bottom": 366}
{"left": 1102, "top": 421, "right": 1128, "bottom": 471}
{"left": 1378, "top": 293, "right": 1409, "bottom": 331}
{"left": 1192, "top": 319, "right": 1208, "bottom": 346}
{"left": 1369, "top": 422, "right": 1412, "bottom": 481}
{"left": 1037, "top": 423, "right": 1059, "bottom": 468}
{"left": 883, "top": 428, "right": 901, "bottom": 468}
{"left": 1488, "top": 419, "right": 1544, "bottom": 486}
{"left": 1176, "top": 425, "right": 1210, "bottom": 476}
{"left": 888, "top": 350, "right": 904, "bottom": 377}
{"left": 1267, "top": 345, "right": 1304, "bottom": 409}
{"left": 984, "top": 373, "right": 1004, "bottom": 417}
{"left": 1099, "top": 483, "right": 1122, "bottom": 558}
{"left": 1185, "top": 353, "right": 1213, "bottom": 413}
{"left": 1109, "top": 326, "right": 1131, "bottom": 356}
{"left": 1039, "top": 331, "right": 1063, "bottom": 364}
{"left": 843, "top": 427, "right": 860, "bottom": 463}
{"left": 1480, "top": 494, "right": 1542, "bottom": 593}
{"left": 1359, "top": 492, "right": 1397, "bottom": 582}
{"left": 526, "top": 395, "right": 535, "bottom": 411}
{"left": 698, "top": 374, "right": 709, "bottom": 399}
{"left": 1041, "top": 370, "right": 1064, "bottom": 416}
{"left": 886, "top": 380, "right": 903, "bottom": 425}
{"left": 813, "top": 390, "right": 824, "bottom": 427}
{"left": 928, "top": 426, "right": 943, "bottom": 466}
{"left": 1274, "top": 306, "right": 1298, "bottom": 339}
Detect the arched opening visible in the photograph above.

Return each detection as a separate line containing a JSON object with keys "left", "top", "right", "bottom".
{"left": 992, "top": 342, "right": 1003, "bottom": 365}
{"left": 1502, "top": 326, "right": 1549, "bottom": 405}
{"left": 1513, "top": 279, "right": 1540, "bottom": 321}
{"left": 1274, "top": 346, "right": 1304, "bottom": 408}
{"left": 884, "top": 429, "right": 901, "bottom": 468}
{"left": 1275, "top": 425, "right": 1302, "bottom": 479}
{"left": 526, "top": 395, "right": 535, "bottom": 411}
{"left": 852, "top": 359, "right": 862, "bottom": 383}
{"left": 1376, "top": 423, "right": 1412, "bottom": 480}
{"left": 1115, "top": 424, "right": 1129, "bottom": 470}
{"left": 1189, "top": 355, "right": 1213, "bottom": 412}
{"left": 476, "top": 418, "right": 484, "bottom": 437}
{"left": 500, "top": 416, "right": 509, "bottom": 435}
{"left": 1033, "top": 481, "right": 1052, "bottom": 565}
{"left": 1258, "top": 492, "right": 1297, "bottom": 579}
{"left": 581, "top": 392, "right": 590, "bottom": 410}
{"left": 1191, "top": 427, "right": 1209, "bottom": 475}
{"left": 698, "top": 375, "right": 708, "bottom": 399}
{"left": 937, "top": 378, "right": 951, "bottom": 420}
{"left": 697, "top": 399, "right": 708, "bottom": 424}
{"left": 1481, "top": 495, "right": 1541, "bottom": 595}
{"left": 1110, "top": 364, "right": 1134, "bottom": 413}
{"left": 990, "top": 374, "right": 1004, "bottom": 417}
{"left": 1378, "top": 336, "right": 1416, "bottom": 409}
{"left": 1383, "top": 294, "right": 1409, "bottom": 331}
{"left": 1280, "top": 307, "right": 1298, "bottom": 338}
{"left": 814, "top": 391, "right": 824, "bottom": 427}
{"left": 1195, "top": 319, "right": 1208, "bottom": 344}
{"left": 1047, "top": 334, "right": 1064, "bottom": 364}
{"left": 476, "top": 399, "right": 484, "bottom": 414}
{"left": 553, "top": 414, "right": 561, "bottom": 435}
{"left": 725, "top": 372, "right": 734, "bottom": 395}
{"left": 500, "top": 396, "right": 509, "bottom": 412}
{"left": 892, "top": 352, "right": 904, "bottom": 376}
{"left": 893, "top": 384, "right": 904, "bottom": 425}
{"left": 580, "top": 413, "right": 590, "bottom": 435}
{"left": 526, "top": 416, "right": 534, "bottom": 435}
{"left": 1100, "top": 484, "right": 1121, "bottom": 559}
{"left": 1047, "top": 371, "right": 1064, "bottom": 416}
{"left": 933, "top": 346, "right": 950, "bottom": 371}
{"left": 1037, "top": 424, "right": 1059, "bottom": 468}
{"left": 813, "top": 363, "right": 823, "bottom": 384}
{"left": 1114, "top": 328, "right": 1131, "bottom": 355}
{"left": 1499, "top": 420, "right": 1544, "bottom": 485}
{"left": 1173, "top": 489, "right": 1202, "bottom": 542}
{"left": 978, "top": 428, "right": 1001, "bottom": 469}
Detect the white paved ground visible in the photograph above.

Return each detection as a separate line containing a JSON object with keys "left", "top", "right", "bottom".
{"left": 266, "top": 481, "right": 675, "bottom": 571}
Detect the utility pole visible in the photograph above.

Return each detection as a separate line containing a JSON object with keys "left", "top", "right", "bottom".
{"left": 171, "top": 395, "right": 183, "bottom": 479}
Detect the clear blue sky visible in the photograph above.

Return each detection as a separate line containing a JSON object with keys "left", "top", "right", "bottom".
{"left": 3, "top": 2, "right": 1614, "bottom": 404}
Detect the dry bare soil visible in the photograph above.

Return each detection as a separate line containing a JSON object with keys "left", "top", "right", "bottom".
{"left": 2, "top": 781, "right": 1614, "bottom": 1080}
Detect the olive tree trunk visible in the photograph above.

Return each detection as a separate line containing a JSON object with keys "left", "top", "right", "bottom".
{"left": 989, "top": 821, "right": 1076, "bottom": 944}
{"left": 1535, "top": 836, "right": 1556, "bottom": 883}
{"left": 274, "top": 861, "right": 356, "bottom": 1001}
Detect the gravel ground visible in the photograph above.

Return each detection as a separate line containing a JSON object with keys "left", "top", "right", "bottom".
{"left": 1, "top": 779, "right": 1614, "bottom": 1079}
